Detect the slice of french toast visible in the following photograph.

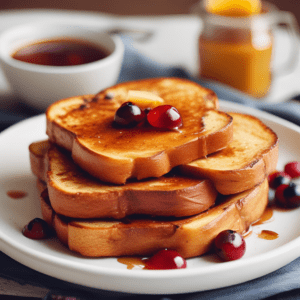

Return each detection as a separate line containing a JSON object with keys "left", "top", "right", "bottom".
{"left": 39, "top": 178, "right": 268, "bottom": 258}
{"left": 46, "top": 78, "right": 233, "bottom": 184}
{"left": 29, "top": 140, "right": 218, "bottom": 219}
{"left": 180, "top": 113, "right": 279, "bottom": 195}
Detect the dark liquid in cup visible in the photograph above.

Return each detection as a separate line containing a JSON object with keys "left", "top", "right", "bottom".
{"left": 11, "top": 38, "right": 109, "bottom": 66}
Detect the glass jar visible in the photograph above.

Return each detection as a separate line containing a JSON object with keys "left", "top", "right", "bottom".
{"left": 193, "top": 1, "right": 299, "bottom": 98}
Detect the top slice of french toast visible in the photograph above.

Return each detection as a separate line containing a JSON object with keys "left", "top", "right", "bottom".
{"left": 46, "top": 77, "right": 233, "bottom": 184}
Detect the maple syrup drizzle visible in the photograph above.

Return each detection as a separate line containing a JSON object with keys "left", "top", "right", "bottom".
{"left": 117, "top": 257, "right": 145, "bottom": 269}
{"left": 243, "top": 206, "right": 278, "bottom": 240}
{"left": 243, "top": 228, "right": 253, "bottom": 239}
{"left": 7, "top": 190, "right": 27, "bottom": 199}
{"left": 258, "top": 230, "right": 279, "bottom": 240}
{"left": 252, "top": 206, "right": 274, "bottom": 226}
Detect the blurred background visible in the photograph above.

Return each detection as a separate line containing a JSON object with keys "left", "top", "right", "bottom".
{"left": 0, "top": 0, "right": 299, "bottom": 23}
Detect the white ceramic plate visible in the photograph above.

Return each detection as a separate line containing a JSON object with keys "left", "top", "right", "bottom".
{"left": 0, "top": 100, "right": 300, "bottom": 295}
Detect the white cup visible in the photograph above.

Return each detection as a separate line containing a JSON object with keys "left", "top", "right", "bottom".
{"left": 0, "top": 22, "right": 124, "bottom": 110}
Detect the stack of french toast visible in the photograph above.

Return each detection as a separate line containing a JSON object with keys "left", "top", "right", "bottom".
{"left": 29, "top": 77, "right": 279, "bottom": 258}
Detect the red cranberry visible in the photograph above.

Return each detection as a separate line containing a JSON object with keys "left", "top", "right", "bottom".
{"left": 276, "top": 183, "right": 300, "bottom": 208}
{"left": 147, "top": 105, "right": 182, "bottom": 130}
{"left": 268, "top": 172, "right": 291, "bottom": 189}
{"left": 275, "top": 184, "right": 289, "bottom": 207}
{"left": 214, "top": 230, "right": 246, "bottom": 261}
{"left": 114, "top": 102, "right": 146, "bottom": 127}
{"left": 22, "top": 218, "right": 51, "bottom": 240}
{"left": 284, "top": 161, "right": 300, "bottom": 179}
{"left": 144, "top": 249, "right": 187, "bottom": 270}
{"left": 284, "top": 183, "right": 300, "bottom": 207}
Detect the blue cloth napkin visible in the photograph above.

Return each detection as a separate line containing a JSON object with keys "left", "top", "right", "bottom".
{"left": 1, "top": 35, "right": 300, "bottom": 300}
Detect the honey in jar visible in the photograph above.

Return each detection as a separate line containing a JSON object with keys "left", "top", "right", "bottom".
{"left": 194, "top": 0, "right": 299, "bottom": 98}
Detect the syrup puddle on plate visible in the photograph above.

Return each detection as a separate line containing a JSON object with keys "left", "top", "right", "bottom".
{"left": 258, "top": 230, "right": 279, "bottom": 240}
{"left": 253, "top": 205, "right": 279, "bottom": 240}
{"left": 117, "top": 257, "right": 145, "bottom": 269}
{"left": 252, "top": 207, "right": 274, "bottom": 226}
{"left": 244, "top": 206, "right": 279, "bottom": 240}
{"left": 6, "top": 190, "right": 27, "bottom": 199}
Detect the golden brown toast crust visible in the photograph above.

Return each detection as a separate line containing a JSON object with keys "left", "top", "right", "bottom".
{"left": 30, "top": 141, "right": 218, "bottom": 218}
{"left": 40, "top": 179, "right": 268, "bottom": 258}
{"left": 46, "top": 78, "right": 233, "bottom": 184}
{"left": 180, "top": 113, "right": 279, "bottom": 194}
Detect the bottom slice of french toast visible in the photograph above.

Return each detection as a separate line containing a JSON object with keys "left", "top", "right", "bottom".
{"left": 39, "top": 178, "right": 268, "bottom": 258}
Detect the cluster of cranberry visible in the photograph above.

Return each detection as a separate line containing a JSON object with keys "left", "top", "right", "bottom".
{"left": 143, "top": 230, "right": 246, "bottom": 270}
{"left": 268, "top": 161, "right": 300, "bottom": 208}
{"left": 114, "top": 101, "right": 182, "bottom": 130}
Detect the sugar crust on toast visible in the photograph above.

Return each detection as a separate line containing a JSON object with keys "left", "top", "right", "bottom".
{"left": 46, "top": 78, "right": 233, "bottom": 184}
{"left": 39, "top": 179, "right": 268, "bottom": 258}
{"left": 29, "top": 141, "right": 218, "bottom": 219}
{"left": 180, "top": 112, "right": 279, "bottom": 195}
